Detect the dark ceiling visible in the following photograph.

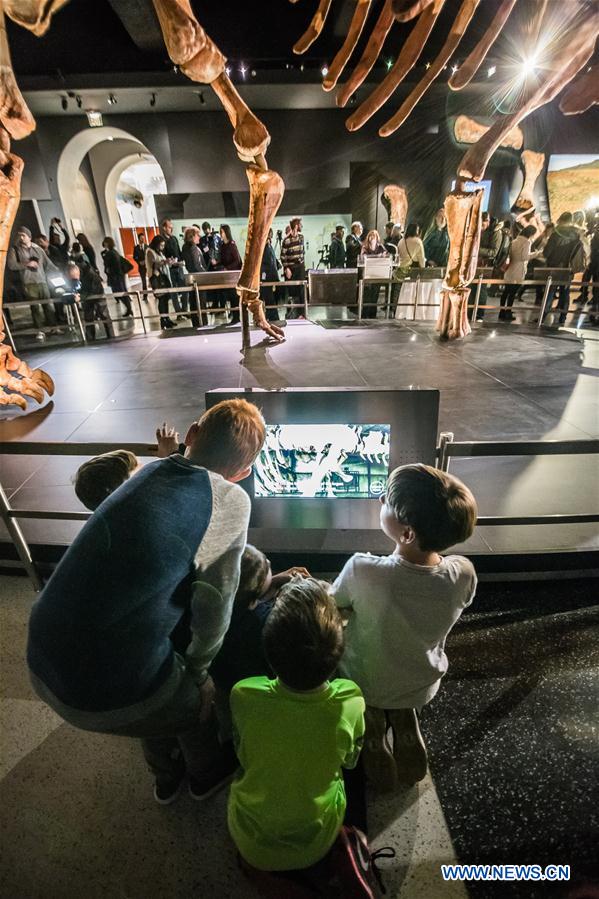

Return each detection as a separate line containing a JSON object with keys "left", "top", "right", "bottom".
{"left": 9, "top": 0, "right": 524, "bottom": 80}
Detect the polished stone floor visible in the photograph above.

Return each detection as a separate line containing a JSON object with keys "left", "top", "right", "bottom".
{"left": 2, "top": 574, "right": 597, "bottom": 899}
{"left": 1, "top": 319, "right": 597, "bottom": 556}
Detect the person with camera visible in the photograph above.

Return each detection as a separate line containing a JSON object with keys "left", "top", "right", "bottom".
{"left": 281, "top": 217, "right": 305, "bottom": 320}
{"left": 329, "top": 225, "right": 346, "bottom": 269}
{"left": 7, "top": 226, "right": 58, "bottom": 331}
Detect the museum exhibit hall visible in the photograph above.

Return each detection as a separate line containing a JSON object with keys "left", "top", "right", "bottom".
{"left": 0, "top": 1, "right": 598, "bottom": 897}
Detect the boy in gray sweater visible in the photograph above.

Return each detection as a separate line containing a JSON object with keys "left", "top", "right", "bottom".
{"left": 332, "top": 463, "right": 477, "bottom": 790}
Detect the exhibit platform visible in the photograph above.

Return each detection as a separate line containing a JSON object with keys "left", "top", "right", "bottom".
{"left": 1, "top": 319, "right": 598, "bottom": 576}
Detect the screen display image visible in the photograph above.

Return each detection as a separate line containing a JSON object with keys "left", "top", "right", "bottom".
{"left": 547, "top": 155, "right": 599, "bottom": 222}
{"left": 254, "top": 424, "right": 391, "bottom": 499}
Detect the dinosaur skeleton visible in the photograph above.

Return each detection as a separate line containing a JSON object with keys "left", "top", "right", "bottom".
{"left": 293, "top": 0, "right": 599, "bottom": 338}
{"left": 0, "top": 1, "right": 598, "bottom": 407}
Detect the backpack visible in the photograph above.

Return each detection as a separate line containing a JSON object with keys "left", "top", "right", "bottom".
{"left": 119, "top": 254, "right": 134, "bottom": 275}
{"left": 569, "top": 239, "right": 586, "bottom": 274}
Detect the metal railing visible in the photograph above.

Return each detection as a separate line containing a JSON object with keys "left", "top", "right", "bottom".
{"left": 1, "top": 434, "right": 598, "bottom": 589}
{"left": 2, "top": 279, "right": 309, "bottom": 351}
{"left": 3, "top": 272, "right": 597, "bottom": 352}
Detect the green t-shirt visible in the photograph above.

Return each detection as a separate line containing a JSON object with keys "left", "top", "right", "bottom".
{"left": 227, "top": 676, "right": 365, "bottom": 871}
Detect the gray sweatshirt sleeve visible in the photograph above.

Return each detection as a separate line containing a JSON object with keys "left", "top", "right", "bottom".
{"left": 184, "top": 473, "right": 251, "bottom": 682}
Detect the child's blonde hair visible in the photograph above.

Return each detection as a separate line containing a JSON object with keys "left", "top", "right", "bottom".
{"left": 190, "top": 399, "right": 265, "bottom": 477}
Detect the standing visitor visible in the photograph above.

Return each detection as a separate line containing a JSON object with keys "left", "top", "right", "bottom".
{"left": 261, "top": 228, "right": 281, "bottom": 323}
{"left": 7, "top": 226, "right": 58, "bottom": 331}
{"left": 101, "top": 237, "right": 133, "bottom": 317}
{"left": 281, "top": 217, "right": 305, "bottom": 320}
{"left": 78, "top": 259, "right": 115, "bottom": 341}
{"left": 423, "top": 209, "right": 450, "bottom": 267}
{"left": 160, "top": 219, "right": 186, "bottom": 318}
{"left": 345, "top": 221, "right": 363, "bottom": 268}
{"left": 49, "top": 217, "right": 70, "bottom": 254}
{"left": 396, "top": 223, "right": 426, "bottom": 273}
{"left": 133, "top": 233, "right": 149, "bottom": 294}
{"left": 181, "top": 227, "right": 206, "bottom": 328}
{"left": 328, "top": 224, "right": 346, "bottom": 268}
{"left": 215, "top": 224, "right": 243, "bottom": 325}
{"left": 360, "top": 229, "right": 387, "bottom": 319}
{"left": 145, "top": 234, "right": 177, "bottom": 330}
{"left": 499, "top": 225, "right": 541, "bottom": 321}
{"left": 200, "top": 221, "right": 221, "bottom": 270}
{"left": 542, "top": 211, "right": 581, "bottom": 324}
{"left": 76, "top": 233, "right": 99, "bottom": 272}
{"left": 383, "top": 221, "right": 399, "bottom": 258}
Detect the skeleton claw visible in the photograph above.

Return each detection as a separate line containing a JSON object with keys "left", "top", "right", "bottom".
{"left": 0, "top": 344, "right": 54, "bottom": 408}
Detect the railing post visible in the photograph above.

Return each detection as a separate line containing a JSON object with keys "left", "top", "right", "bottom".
{"left": 193, "top": 283, "right": 204, "bottom": 327}
{"left": 72, "top": 301, "right": 87, "bottom": 344}
{"left": 413, "top": 277, "right": 420, "bottom": 321}
{"left": 0, "top": 482, "right": 43, "bottom": 591}
{"left": 357, "top": 279, "right": 364, "bottom": 320}
{"left": 135, "top": 291, "right": 147, "bottom": 335}
{"left": 303, "top": 281, "right": 309, "bottom": 319}
{"left": 437, "top": 431, "right": 455, "bottom": 472}
{"left": 538, "top": 275, "right": 552, "bottom": 329}
{"left": 2, "top": 313, "right": 17, "bottom": 352}
{"left": 472, "top": 275, "right": 483, "bottom": 321}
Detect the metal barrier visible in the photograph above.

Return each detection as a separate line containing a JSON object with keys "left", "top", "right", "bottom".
{"left": 2, "top": 279, "right": 309, "bottom": 350}
{"left": 1, "top": 435, "right": 598, "bottom": 589}
{"left": 437, "top": 432, "right": 599, "bottom": 526}
{"left": 4, "top": 271, "right": 598, "bottom": 351}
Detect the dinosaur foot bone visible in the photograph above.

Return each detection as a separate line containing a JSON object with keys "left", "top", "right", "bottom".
{"left": 436, "top": 288, "right": 471, "bottom": 340}
{"left": 0, "top": 342, "right": 55, "bottom": 408}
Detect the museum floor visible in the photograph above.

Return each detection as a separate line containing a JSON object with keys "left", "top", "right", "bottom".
{"left": 1, "top": 318, "right": 598, "bottom": 558}
{"left": 1, "top": 574, "right": 597, "bottom": 899}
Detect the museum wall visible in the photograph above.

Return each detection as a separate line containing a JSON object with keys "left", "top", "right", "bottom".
{"left": 14, "top": 101, "right": 599, "bottom": 238}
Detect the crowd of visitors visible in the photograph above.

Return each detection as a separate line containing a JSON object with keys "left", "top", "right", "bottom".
{"left": 4, "top": 209, "right": 597, "bottom": 339}
{"left": 27, "top": 398, "right": 477, "bottom": 895}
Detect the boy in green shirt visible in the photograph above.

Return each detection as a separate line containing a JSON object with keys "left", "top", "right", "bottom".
{"left": 228, "top": 578, "right": 365, "bottom": 874}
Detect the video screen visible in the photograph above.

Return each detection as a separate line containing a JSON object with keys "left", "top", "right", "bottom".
{"left": 547, "top": 155, "right": 599, "bottom": 222}
{"left": 254, "top": 424, "right": 390, "bottom": 498}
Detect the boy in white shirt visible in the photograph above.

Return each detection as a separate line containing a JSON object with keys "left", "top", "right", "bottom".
{"left": 332, "top": 463, "right": 477, "bottom": 790}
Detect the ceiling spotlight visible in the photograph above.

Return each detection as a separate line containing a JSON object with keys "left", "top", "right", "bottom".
{"left": 225, "top": 65, "right": 231, "bottom": 77}
{"left": 299, "top": 63, "right": 304, "bottom": 72}
{"left": 197, "top": 90, "right": 206, "bottom": 105}
{"left": 321, "top": 64, "right": 329, "bottom": 77}
{"left": 172, "top": 64, "right": 179, "bottom": 74}
{"left": 451, "top": 64, "right": 458, "bottom": 74}
{"left": 425, "top": 62, "right": 431, "bottom": 70}
{"left": 251, "top": 69, "right": 257, "bottom": 77}
{"left": 487, "top": 65, "right": 497, "bottom": 77}
{"left": 75, "top": 94, "right": 83, "bottom": 108}
{"left": 86, "top": 109, "right": 103, "bottom": 127}
{"left": 108, "top": 93, "right": 117, "bottom": 105}
{"left": 385, "top": 58, "right": 393, "bottom": 71}
{"left": 239, "top": 63, "right": 247, "bottom": 77}
{"left": 150, "top": 92, "right": 157, "bottom": 107}
{"left": 61, "top": 95, "right": 68, "bottom": 111}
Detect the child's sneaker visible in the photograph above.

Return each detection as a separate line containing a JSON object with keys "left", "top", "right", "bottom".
{"left": 188, "top": 741, "right": 239, "bottom": 800}
{"left": 387, "top": 708, "right": 428, "bottom": 784}
{"left": 362, "top": 707, "right": 398, "bottom": 793}
{"left": 153, "top": 772, "right": 185, "bottom": 805}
